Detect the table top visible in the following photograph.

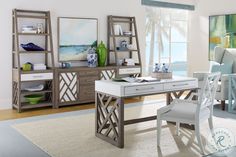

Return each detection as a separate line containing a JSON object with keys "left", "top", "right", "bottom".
{"left": 97, "top": 76, "right": 196, "bottom": 85}
{"left": 95, "top": 76, "right": 198, "bottom": 97}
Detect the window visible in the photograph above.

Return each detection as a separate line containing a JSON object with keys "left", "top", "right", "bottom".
{"left": 145, "top": 7, "right": 188, "bottom": 76}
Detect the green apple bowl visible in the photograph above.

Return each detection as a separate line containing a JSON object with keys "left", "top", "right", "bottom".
{"left": 24, "top": 94, "right": 43, "bottom": 105}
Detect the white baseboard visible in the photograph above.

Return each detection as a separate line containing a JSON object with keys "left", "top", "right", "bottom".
{"left": 0, "top": 99, "right": 12, "bottom": 110}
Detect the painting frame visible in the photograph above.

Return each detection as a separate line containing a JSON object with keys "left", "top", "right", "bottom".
{"left": 209, "top": 13, "right": 236, "bottom": 60}
{"left": 58, "top": 17, "right": 98, "bottom": 62}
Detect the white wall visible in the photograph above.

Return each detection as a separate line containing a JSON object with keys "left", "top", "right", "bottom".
{"left": 188, "top": 0, "right": 236, "bottom": 76}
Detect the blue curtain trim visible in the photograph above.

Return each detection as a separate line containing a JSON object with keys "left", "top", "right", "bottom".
{"left": 141, "top": 0, "right": 195, "bottom": 11}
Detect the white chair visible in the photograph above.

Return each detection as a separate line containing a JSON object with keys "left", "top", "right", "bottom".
{"left": 156, "top": 72, "right": 221, "bottom": 154}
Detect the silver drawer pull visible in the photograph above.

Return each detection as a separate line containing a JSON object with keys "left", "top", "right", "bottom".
{"left": 173, "top": 83, "right": 188, "bottom": 87}
{"left": 127, "top": 69, "right": 135, "bottom": 72}
{"left": 33, "top": 75, "right": 44, "bottom": 78}
{"left": 136, "top": 87, "right": 154, "bottom": 91}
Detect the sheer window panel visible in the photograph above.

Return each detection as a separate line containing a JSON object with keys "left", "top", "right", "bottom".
{"left": 171, "top": 21, "right": 188, "bottom": 42}
{"left": 170, "top": 43, "right": 187, "bottom": 76}
{"left": 160, "top": 8, "right": 171, "bottom": 27}
{"left": 145, "top": 42, "right": 160, "bottom": 74}
{"left": 160, "top": 28, "right": 170, "bottom": 58}
{"left": 171, "top": 43, "right": 187, "bottom": 62}
{"left": 160, "top": 57, "right": 170, "bottom": 64}
{"left": 145, "top": 6, "right": 188, "bottom": 75}
{"left": 171, "top": 9, "right": 188, "bottom": 21}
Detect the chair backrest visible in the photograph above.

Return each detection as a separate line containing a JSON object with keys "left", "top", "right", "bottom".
{"left": 224, "top": 48, "right": 236, "bottom": 73}
{"left": 213, "top": 46, "right": 225, "bottom": 63}
{"left": 228, "top": 75, "right": 236, "bottom": 113}
{"left": 214, "top": 46, "right": 236, "bottom": 73}
{"left": 196, "top": 72, "right": 221, "bottom": 115}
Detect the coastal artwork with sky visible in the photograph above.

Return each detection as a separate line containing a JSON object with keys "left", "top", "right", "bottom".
{"left": 209, "top": 14, "right": 236, "bottom": 60}
{"left": 58, "top": 18, "right": 97, "bottom": 61}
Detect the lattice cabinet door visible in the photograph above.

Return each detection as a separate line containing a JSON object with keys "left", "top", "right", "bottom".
{"left": 100, "top": 69, "right": 116, "bottom": 80}
{"left": 58, "top": 72, "right": 78, "bottom": 103}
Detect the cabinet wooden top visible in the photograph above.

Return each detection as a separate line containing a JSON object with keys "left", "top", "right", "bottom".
{"left": 55, "top": 66, "right": 118, "bottom": 72}
{"left": 54, "top": 65, "right": 141, "bottom": 72}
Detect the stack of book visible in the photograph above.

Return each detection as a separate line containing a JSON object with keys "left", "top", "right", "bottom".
{"left": 21, "top": 25, "right": 37, "bottom": 33}
{"left": 33, "top": 64, "right": 46, "bottom": 70}
{"left": 112, "top": 77, "right": 160, "bottom": 83}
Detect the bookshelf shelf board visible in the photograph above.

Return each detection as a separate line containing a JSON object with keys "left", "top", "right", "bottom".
{"left": 16, "top": 15, "right": 48, "bottom": 19}
{"left": 15, "top": 33, "right": 50, "bottom": 36}
{"left": 21, "top": 102, "right": 53, "bottom": 109}
{"left": 13, "top": 51, "right": 52, "bottom": 54}
{"left": 21, "top": 90, "right": 52, "bottom": 95}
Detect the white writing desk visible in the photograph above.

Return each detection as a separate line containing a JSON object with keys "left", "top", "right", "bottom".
{"left": 95, "top": 76, "right": 198, "bottom": 148}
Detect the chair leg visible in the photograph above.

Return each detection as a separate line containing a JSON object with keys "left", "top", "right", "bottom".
{"left": 176, "top": 122, "right": 180, "bottom": 136}
{"left": 157, "top": 118, "right": 162, "bottom": 147}
{"left": 208, "top": 117, "right": 213, "bottom": 131}
{"left": 195, "top": 123, "right": 205, "bottom": 154}
{"left": 221, "top": 100, "right": 225, "bottom": 110}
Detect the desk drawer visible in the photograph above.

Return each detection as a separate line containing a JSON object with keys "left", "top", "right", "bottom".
{"left": 79, "top": 76, "right": 99, "bottom": 85}
{"left": 164, "top": 81, "right": 197, "bottom": 91}
{"left": 125, "top": 84, "right": 163, "bottom": 95}
{"left": 21, "top": 73, "right": 53, "bottom": 81}
{"left": 79, "top": 85, "right": 95, "bottom": 100}
{"left": 79, "top": 70, "right": 99, "bottom": 76}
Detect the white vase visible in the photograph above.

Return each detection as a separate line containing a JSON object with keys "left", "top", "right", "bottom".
{"left": 87, "top": 53, "right": 97, "bottom": 68}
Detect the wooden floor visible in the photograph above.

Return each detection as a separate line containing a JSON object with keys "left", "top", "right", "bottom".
{"left": 0, "top": 95, "right": 166, "bottom": 121}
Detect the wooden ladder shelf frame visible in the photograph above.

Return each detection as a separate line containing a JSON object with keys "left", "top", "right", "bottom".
{"left": 12, "top": 9, "right": 55, "bottom": 112}
{"left": 107, "top": 15, "right": 142, "bottom": 72}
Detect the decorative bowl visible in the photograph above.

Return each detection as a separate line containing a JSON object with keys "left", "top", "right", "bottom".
{"left": 24, "top": 84, "right": 44, "bottom": 92}
{"left": 21, "top": 43, "right": 44, "bottom": 51}
{"left": 24, "top": 94, "right": 43, "bottom": 104}
{"left": 123, "top": 31, "right": 132, "bottom": 36}
{"left": 127, "top": 44, "right": 135, "bottom": 50}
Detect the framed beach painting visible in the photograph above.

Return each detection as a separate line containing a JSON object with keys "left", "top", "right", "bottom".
{"left": 58, "top": 17, "right": 98, "bottom": 61}
{"left": 209, "top": 14, "right": 236, "bottom": 60}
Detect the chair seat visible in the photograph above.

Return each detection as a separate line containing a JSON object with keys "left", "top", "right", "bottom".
{"left": 161, "top": 102, "right": 210, "bottom": 123}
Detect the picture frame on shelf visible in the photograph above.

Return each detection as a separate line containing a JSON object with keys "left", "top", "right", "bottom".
{"left": 58, "top": 17, "right": 98, "bottom": 62}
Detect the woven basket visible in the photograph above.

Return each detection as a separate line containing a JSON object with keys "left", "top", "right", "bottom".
{"left": 151, "top": 72, "right": 172, "bottom": 79}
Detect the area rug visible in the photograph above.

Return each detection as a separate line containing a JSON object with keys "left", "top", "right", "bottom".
{"left": 12, "top": 100, "right": 236, "bottom": 157}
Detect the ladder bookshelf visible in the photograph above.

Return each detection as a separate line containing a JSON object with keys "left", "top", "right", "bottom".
{"left": 12, "top": 9, "right": 55, "bottom": 112}
{"left": 107, "top": 15, "right": 142, "bottom": 76}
